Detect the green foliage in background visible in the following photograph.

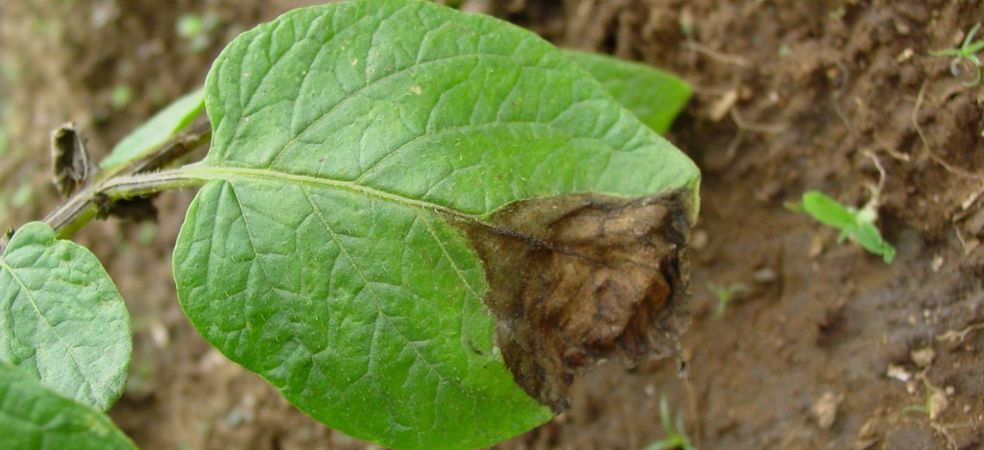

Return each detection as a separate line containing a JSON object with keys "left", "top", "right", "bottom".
{"left": 100, "top": 89, "right": 204, "bottom": 172}
{"left": 565, "top": 50, "right": 691, "bottom": 135}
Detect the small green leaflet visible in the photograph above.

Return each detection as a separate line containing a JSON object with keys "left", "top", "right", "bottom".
{"left": 173, "top": 1, "right": 699, "bottom": 449}
{"left": 0, "top": 221, "right": 131, "bottom": 411}
{"left": 0, "top": 362, "right": 137, "bottom": 450}
{"left": 564, "top": 50, "right": 691, "bottom": 135}
{"left": 100, "top": 88, "right": 205, "bottom": 172}
{"left": 798, "top": 191, "right": 895, "bottom": 263}
{"left": 801, "top": 191, "right": 857, "bottom": 230}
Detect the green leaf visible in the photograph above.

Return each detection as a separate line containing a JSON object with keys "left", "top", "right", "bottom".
{"left": 801, "top": 191, "right": 856, "bottom": 230}
{"left": 564, "top": 50, "right": 691, "bottom": 134}
{"left": 0, "top": 222, "right": 131, "bottom": 411}
{"left": 100, "top": 88, "right": 205, "bottom": 171}
{"left": 798, "top": 191, "right": 895, "bottom": 264}
{"left": 0, "top": 362, "right": 137, "bottom": 450}
{"left": 174, "top": 1, "right": 699, "bottom": 449}
{"left": 854, "top": 221, "right": 896, "bottom": 263}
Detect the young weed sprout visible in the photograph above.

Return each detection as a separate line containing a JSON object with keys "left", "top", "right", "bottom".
{"left": 789, "top": 191, "right": 896, "bottom": 264}
{"left": 644, "top": 396, "right": 698, "bottom": 450}
{"left": 707, "top": 282, "right": 748, "bottom": 318}
{"left": 930, "top": 22, "right": 984, "bottom": 86}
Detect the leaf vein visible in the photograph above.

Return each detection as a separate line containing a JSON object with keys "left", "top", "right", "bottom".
{"left": 298, "top": 186, "right": 480, "bottom": 399}
{"left": 0, "top": 252, "right": 93, "bottom": 405}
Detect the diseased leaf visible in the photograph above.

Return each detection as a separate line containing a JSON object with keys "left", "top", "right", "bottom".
{"left": 100, "top": 88, "right": 205, "bottom": 171}
{"left": 0, "top": 362, "right": 137, "bottom": 450}
{"left": 173, "top": 1, "right": 699, "bottom": 449}
{"left": 564, "top": 50, "right": 692, "bottom": 134}
{"left": 0, "top": 222, "right": 131, "bottom": 411}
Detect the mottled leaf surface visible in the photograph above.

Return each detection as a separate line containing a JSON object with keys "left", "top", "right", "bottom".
{"left": 101, "top": 88, "right": 205, "bottom": 171}
{"left": 565, "top": 50, "right": 692, "bottom": 134}
{"left": 0, "top": 362, "right": 136, "bottom": 450}
{"left": 173, "top": 1, "right": 699, "bottom": 449}
{"left": 0, "top": 222, "right": 130, "bottom": 411}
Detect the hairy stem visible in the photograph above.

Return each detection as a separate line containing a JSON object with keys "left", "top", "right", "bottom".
{"left": 38, "top": 120, "right": 212, "bottom": 240}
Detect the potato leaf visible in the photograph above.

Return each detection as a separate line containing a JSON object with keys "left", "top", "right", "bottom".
{"left": 173, "top": 1, "right": 700, "bottom": 449}
{"left": 564, "top": 50, "right": 692, "bottom": 134}
{"left": 0, "top": 222, "right": 131, "bottom": 411}
{"left": 100, "top": 88, "right": 205, "bottom": 171}
{"left": 0, "top": 362, "right": 137, "bottom": 450}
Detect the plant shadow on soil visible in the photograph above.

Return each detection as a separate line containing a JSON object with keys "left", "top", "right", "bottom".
{"left": 2, "top": 0, "right": 983, "bottom": 449}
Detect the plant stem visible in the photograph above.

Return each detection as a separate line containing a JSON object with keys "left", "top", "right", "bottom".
{"left": 40, "top": 121, "right": 212, "bottom": 239}
{"left": 42, "top": 169, "right": 208, "bottom": 237}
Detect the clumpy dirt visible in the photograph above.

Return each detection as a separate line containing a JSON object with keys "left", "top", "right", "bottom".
{"left": 2, "top": 0, "right": 983, "bottom": 449}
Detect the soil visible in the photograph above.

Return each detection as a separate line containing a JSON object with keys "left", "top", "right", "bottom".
{"left": 2, "top": 1, "right": 983, "bottom": 449}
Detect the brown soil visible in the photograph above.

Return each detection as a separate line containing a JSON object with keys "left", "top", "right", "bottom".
{"left": 2, "top": 1, "right": 983, "bottom": 449}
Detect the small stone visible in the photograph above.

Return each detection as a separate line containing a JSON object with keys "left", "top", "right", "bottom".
{"left": 812, "top": 391, "right": 842, "bottom": 430}
{"left": 929, "top": 389, "right": 948, "bottom": 420}
{"left": 930, "top": 255, "right": 943, "bottom": 272}
{"left": 809, "top": 234, "right": 825, "bottom": 258}
{"left": 149, "top": 322, "right": 169, "bottom": 348}
{"left": 910, "top": 347, "right": 935, "bottom": 367}
{"left": 896, "top": 47, "right": 914, "bottom": 63}
{"left": 225, "top": 409, "right": 245, "bottom": 428}
{"left": 753, "top": 267, "right": 777, "bottom": 284}
{"left": 964, "top": 207, "right": 984, "bottom": 236}
{"left": 906, "top": 380, "right": 919, "bottom": 394}
{"left": 895, "top": 21, "right": 911, "bottom": 35}
{"left": 857, "top": 418, "right": 878, "bottom": 440}
{"left": 709, "top": 89, "right": 738, "bottom": 122}
{"left": 886, "top": 364, "right": 911, "bottom": 382}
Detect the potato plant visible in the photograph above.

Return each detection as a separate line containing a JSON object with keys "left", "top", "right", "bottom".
{"left": 0, "top": 1, "right": 699, "bottom": 449}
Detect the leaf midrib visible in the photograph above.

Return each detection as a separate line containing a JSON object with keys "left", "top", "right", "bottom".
{"left": 186, "top": 164, "right": 480, "bottom": 218}
{"left": 185, "top": 164, "right": 667, "bottom": 272}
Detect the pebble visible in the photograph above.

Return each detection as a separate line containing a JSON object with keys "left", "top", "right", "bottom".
{"left": 886, "top": 364, "right": 911, "bottom": 382}
{"left": 909, "top": 346, "right": 935, "bottom": 368}
{"left": 753, "top": 267, "right": 777, "bottom": 284}
{"left": 812, "top": 391, "right": 842, "bottom": 430}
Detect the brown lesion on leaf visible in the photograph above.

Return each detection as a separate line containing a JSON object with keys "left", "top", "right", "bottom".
{"left": 452, "top": 190, "right": 693, "bottom": 411}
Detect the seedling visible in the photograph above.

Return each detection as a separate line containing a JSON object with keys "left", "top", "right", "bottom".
{"left": 930, "top": 23, "right": 984, "bottom": 86}
{"left": 0, "top": 1, "right": 699, "bottom": 449}
{"left": 901, "top": 381, "right": 934, "bottom": 417}
{"left": 644, "top": 396, "right": 698, "bottom": 450}
{"left": 707, "top": 282, "right": 748, "bottom": 318}
{"left": 901, "top": 379, "right": 948, "bottom": 421}
{"left": 788, "top": 191, "right": 896, "bottom": 263}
